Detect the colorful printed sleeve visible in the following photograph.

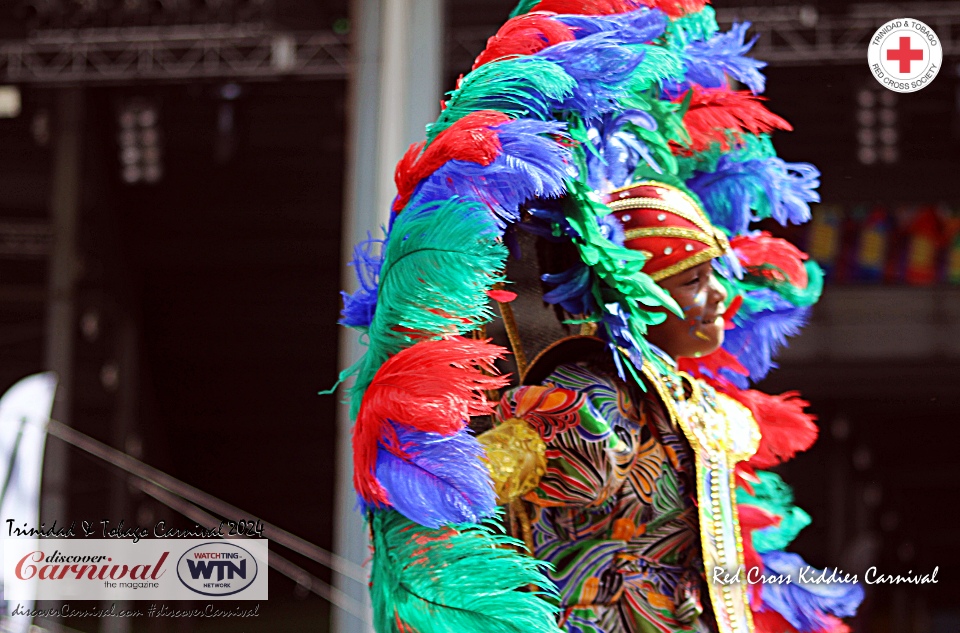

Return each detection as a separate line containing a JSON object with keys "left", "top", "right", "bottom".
{"left": 494, "top": 364, "right": 641, "bottom": 508}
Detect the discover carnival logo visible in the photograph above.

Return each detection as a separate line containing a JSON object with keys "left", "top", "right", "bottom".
{"left": 3, "top": 538, "right": 268, "bottom": 600}
{"left": 868, "top": 18, "right": 942, "bottom": 93}
{"left": 176, "top": 542, "right": 259, "bottom": 597}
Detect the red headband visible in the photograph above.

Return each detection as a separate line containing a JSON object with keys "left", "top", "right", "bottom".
{"left": 602, "top": 181, "right": 730, "bottom": 281}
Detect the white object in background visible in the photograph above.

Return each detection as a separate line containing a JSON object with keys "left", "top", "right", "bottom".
{"left": 0, "top": 372, "right": 57, "bottom": 633}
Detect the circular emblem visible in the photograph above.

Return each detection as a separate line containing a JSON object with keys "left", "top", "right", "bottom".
{"left": 176, "top": 542, "right": 259, "bottom": 597}
{"left": 868, "top": 18, "right": 942, "bottom": 93}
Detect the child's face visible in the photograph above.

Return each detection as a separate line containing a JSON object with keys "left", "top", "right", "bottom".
{"left": 646, "top": 261, "right": 728, "bottom": 360}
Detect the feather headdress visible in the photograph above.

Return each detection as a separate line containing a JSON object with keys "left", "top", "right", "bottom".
{"left": 337, "top": 1, "right": 861, "bottom": 631}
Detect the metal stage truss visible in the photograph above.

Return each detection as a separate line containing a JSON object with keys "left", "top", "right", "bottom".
{"left": 0, "top": 26, "right": 350, "bottom": 84}
{"left": 4, "top": 3, "right": 960, "bottom": 85}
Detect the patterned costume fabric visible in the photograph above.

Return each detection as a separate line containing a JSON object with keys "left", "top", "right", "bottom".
{"left": 496, "top": 360, "right": 717, "bottom": 633}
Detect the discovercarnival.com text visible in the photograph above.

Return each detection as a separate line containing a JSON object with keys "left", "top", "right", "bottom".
{"left": 10, "top": 603, "right": 260, "bottom": 618}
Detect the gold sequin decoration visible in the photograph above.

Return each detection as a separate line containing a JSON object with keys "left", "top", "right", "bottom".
{"left": 477, "top": 417, "right": 548, "bottom": 505}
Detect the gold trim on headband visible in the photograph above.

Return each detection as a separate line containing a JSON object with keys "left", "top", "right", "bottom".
{"left": 623, "top": 226, "right": 715, "bottom": 243}
{"left": 608, "top": 198, "right": 714, "bottom": 235}
{"left": 607, "top": 180, "right": 713, "bottom": 228}
{"left": 648, "top": 246, "right": 725, "bottom": 281}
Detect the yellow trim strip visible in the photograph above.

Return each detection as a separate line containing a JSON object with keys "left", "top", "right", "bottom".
{"left": 623, "top": 227, "right": 714, "bottom": 243}
{"left": 608, "top": 197, "right": 714, "bottom": 234}
{"left": 647, "top": 247, "right": 724, "bottom": 281}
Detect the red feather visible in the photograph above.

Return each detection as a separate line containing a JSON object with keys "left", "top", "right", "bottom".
{"left": 352, "top": 337, "right": 510, "bottom": 505}
{"left": 393, "top": 110, "right": 513, "bottom": 212}
{"left": 486, "top": 289, "right": 518, "bottom": 302}
{"left": 677, "top": 347, "right": 749, "bottom": 388}
{"left": 732, "top": 232, "right": 809, "bottom": 287}
{"left": 674, "top": 86, "right": 792, "bottom": 154}
{"left": 812, "top": 616, "right": 852, "bottom": 633}
{"left": 738, "top": 503, "right": 780, "bottom": 603}
{"left": 752, "top": 608, "right": 799, "bottom": 633}
{"left": 526, "top": 0, "right": 645, "bottom": 15}
{"left": 473, "top": 13, "right": 576, "bottom": 70}
{"left": 726, "top": 389, "right": 819, "bottom": 470}
{"left": 637, "top": 0, "right": 710, "bottom": 18}
{"left": 753, "top": 611, "right": 849, "bottom": 633}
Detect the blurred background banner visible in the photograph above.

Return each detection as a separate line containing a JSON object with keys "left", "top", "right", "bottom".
{"left": 0, "top": 371, "right": 56, "bottom": 633}
{"left": 0, "top": 1, "right": 958, "bottom": 632}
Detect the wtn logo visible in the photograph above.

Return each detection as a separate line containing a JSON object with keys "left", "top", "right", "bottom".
{"left": 176, "top": 543, "right": 259, "bottom": 597}
{"left": 185, "top": 557, "right": 246, "bottom": 581}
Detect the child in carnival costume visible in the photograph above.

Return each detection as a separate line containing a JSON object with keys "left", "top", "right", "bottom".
{"left": 337, "top": 1, "right": 865, "bottom": 632}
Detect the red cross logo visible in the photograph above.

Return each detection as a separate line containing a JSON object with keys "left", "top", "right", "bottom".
{"left": 887, "top": 36, "right": 924, "bottom": 73}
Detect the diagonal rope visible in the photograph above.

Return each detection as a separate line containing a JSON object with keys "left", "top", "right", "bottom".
{"left": 130, "top": 476, "right": 370, "bottom": 624}
{"left": 41, "top": 419, "right": 369, "bottom": 586}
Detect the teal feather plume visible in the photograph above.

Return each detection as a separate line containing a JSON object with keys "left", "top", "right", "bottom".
{"left": 371, "top": 510, "right": 562, "bottom": 633}
{"left": 739, "top": 470, "right": 812, "bottom": 552}
{"left": 726, "top": 260, "right": 824, "bottom": 313}
{"left": 627, "top": 44, "right": 685, "bottom": 87}
{"left": 427, "top": 57, "right": 577, "bottom": 143}
{"left": 346, "top": 199, "right": 508, "bottom": 417}
{"left": 675, "top": 133, "right": 776, "bottom": 181}
{"left": 665, "top": 5, "right": 720, "bottom": 46}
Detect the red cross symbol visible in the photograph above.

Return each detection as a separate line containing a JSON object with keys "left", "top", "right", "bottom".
{"left": 887, "top": 36, "right": 924, "bottom": 73}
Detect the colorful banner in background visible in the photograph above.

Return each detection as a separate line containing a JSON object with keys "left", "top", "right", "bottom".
{"left": 0, "top": 373, "right": 57, "bottom": 633}
{"left": 779, "top": 204, "right": 960, "bottom": 285}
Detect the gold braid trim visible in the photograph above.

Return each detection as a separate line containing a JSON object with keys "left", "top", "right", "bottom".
{"left": 494, "top": 284, "right": 528, "bottom": 376}
{"left": 648, "top": 246, "right": 726, "bottom": 281}
{"left": 608, "top": 198, "right": 714, "bottom": 234}
{"left": 623, "top": 226, "right": 715, "bottom": 243}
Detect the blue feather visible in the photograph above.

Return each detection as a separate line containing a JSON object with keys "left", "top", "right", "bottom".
{"left": 340, "top": 233, "right": 385, "bottom": 329}
{"left": 542, "top": 264, "right": 596, "bottom": 315}
{"left": 584, "top": 111, "right": 663, "bottom": 190}
{"left": 408, "top": 120, "right": 570, "bottom": 227}
{"left": 557, "top": 8, "right": 667, "bottom": 45}
{"left": 600, "top": 302, "right": 646, "bottom": 380}
{"left": 758, "top": 551, "right": 865, "bottom": 632}
{"left": 684, "top": 23, "right": 767, "bottom": 94}
{"left": 537, "top": 33, "right": 649, "bottom": 121}
{"left": 724, "top": 290, "right": 809, "bottom": 381}
{"left": 523, "top": 200, "right": 580, "bottom": 241}
{"left": 372, "top": 423, "right": 496, "bottom": 528}
{"left": 687, "top": 155, "right": 821, "bottom": 234}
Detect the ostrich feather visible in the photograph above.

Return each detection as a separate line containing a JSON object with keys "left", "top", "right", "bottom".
{"left": 407, "top": 119, "right": 571, "bottom": 226}
{"left": 371, "top": 510, "right": 561, "bottom": 633}
{"left": 373, "top": 424, "right": 497, "bottom": 527}
{"left": 352, "top": 337, "right": 508, "bottom": 507}
{"left": 675, "top": 86, "right": 791, "bottom": 154}
{"left": 684, "top": 22, "right": 767, "bottom": 94}
{"left": 345, "top": 199, "right": 507, "bottom": 418}
{"left": 340, "top": 234, "right": 384, "bottom": 329}
{"left": 757, "top": 551, "right": 864, "bottom": 633}
{"left": 473, "top": 13, "right": 576, "bottom": 69}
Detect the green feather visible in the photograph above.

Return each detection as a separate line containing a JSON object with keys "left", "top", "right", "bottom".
{"left": 629, "top": 45, "right": 685, "bottom": 88}
{"left": 775, "top": 261, "right": 823, "bottom": 307}
{"left": 676, "top": 133, "right": 777, "bottom": 181}
{"left": 665, "top": 6, "right": 720, "bottom": 48}
{"left": 427, "top": 58, "right": 577, "bottom": 143}
{"left": 739, "top": 470, "right": 812, "bottom": 552}
{"left": 509, "top": 0, "right": 540, "bottom": 18}
{"left": 371, "top": 510, "right": 562, "bottom": 633}
{"left": 346, "top": 199, "right": 507, "bottom": 416}
{"left": 724, "top": 260, "right": 824, "bottom": 314}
